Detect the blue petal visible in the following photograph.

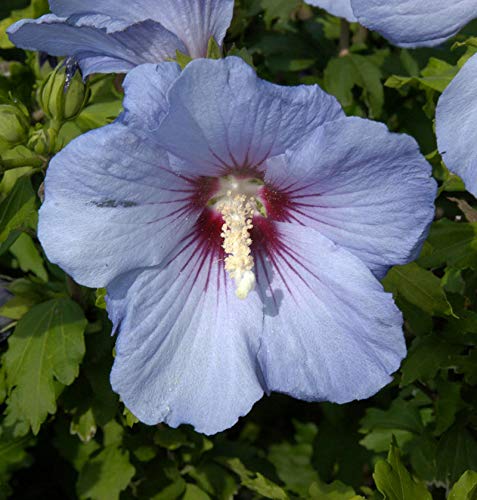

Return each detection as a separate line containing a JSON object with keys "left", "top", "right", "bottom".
{"left": 49, "top": 0, "right": 234, "bottom": 56}
{"left": 305, "top": 0, "right": 357, "bottom": 22}
{"left": 108, "top": 241, "right": 264, "bottom": 435}
{"left": 265, "top": 117, "right": 436, "bottom": 278}
{"left": 255, "top": 222, "right": 405, "bottom": 403}
{"left": 39, "top": 123, "right": 199, "bottom": 287}
{"left": 121, "top": 62, "right": 181, "bottom": 130}
{"left": 436, "top": 53, "right": 477, "bottom": 198}
{"left": 8, "top": 15, "right": 185, "bottom": 76}
{"left": 352, "top": 0, "right": 477, "bottom": 47}
{"left": 157, "top": 56, "right": 344, "bottom": 177}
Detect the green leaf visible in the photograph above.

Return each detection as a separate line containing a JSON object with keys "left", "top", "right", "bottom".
{"left": 174, "top": 50, "right": 193, "bottom": 70}
{"left": 183, "top": 484, "right": 211, "bottom": 500}
{"left": 418, "top": 220, "right": 477, "bottom": 270}
{"left": 9, "top": 233, "right": 48, "bottom": 281}
{"left": 386, "top": 58, "right": 458, "bottom": 93}
{"left": 224, "top": 458, "right": 288, "bottom": 500}
{"left": 206, "top": 37, "right": 222, "bottom": 59}
{"left": 324, "top": 54, "right": 384, "bottom": 118}
{"left": 448, "top": 471, "right": 477, "bottom": 500}
{"left": 383, "top": 262, "right": 454, "bottom": 317}
{"left": 70, "top": 408, "right": 97, "bottom": 444}
{"left": 0, "top": 175, "right": 36, "bottom": 245}
{"left": 259, "top": 0, "right": 300, "bottom": 28}
{"left": 4, "top": 298, "right": 87, "bottom": 435}
{"left": 0, "top": 428, "right": 33, "bottom": 499}
{"left": 436, "top": 424, "right": 477, "bottom": 487}
{"left": 309, "top": 479, "right": 363, "bottom": 500}
{"left": 227, "top": 45, "right": 255, "bottom": 68}
{"left": 400, "top": 334, "right": 463, "bottom": 385}
{"left": 373, "top": 442, "right": 432, "bottom": 500}
{"left": 434, "top": 380, "right": 465, "bottom": 436}
{"left": 77, "top": 445, "right": 135, "bottom": 500}
{"left": 95, "top": 288, "right": 107, "bottom": 310}
{"left": 187, "top": 463, "right": 238, "bottom": 500}
{"left": 268, "top": 438, "right": 318, "bottom": 496}
{"left": 361, "top": 399, "right": 424, "bottom": 435}
{"left": 0, "top": 0, "right": 48, "bottom": 48}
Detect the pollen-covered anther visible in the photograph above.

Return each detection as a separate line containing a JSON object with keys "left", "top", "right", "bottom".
{"left": 218, "top": 192, "right": 256, "bottom": 299}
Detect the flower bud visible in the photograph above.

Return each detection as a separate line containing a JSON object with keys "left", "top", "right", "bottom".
{"left": 27, "top": 128, "right": 55, "bottom": 155}
{"left": 38, "top": 65, "right": 87, "bottom": 122}
{"left": 0, "top": 104, "right": 30, "bottom": 148}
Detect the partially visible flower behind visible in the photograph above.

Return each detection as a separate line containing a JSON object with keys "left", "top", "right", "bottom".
{"left": 7, "top": 0, "right": 234, "bottom": 77}
{"left": 351, "top": 0, "right": 477, "bottom": 48}
{"left": 38, "top": 57, "right": 436, "bottom": 435}
{"left": 306, "top": 0, "right": 477, "bottom": 48}
{"left": 304, "top": 0, "right": 356, "bottom": 22}
{"left": 436, "top": 54, "right": 477, "bottom": 199}
{"left": 305, "top": 0, "right": 477, "bottom": 196}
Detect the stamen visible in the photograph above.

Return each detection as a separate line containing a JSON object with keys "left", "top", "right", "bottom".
{"left": 218, "top": 191, "right": 256, "bottom": 299}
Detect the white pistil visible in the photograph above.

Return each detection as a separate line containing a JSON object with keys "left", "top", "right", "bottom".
{"left": 218, "top": 191, "right": 256, "bottom": 300}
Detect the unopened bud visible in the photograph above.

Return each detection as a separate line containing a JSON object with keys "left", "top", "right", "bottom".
{"left": 0, "top": 104, "right": 30, "bottom": 149}
{"left": 38, "top": 65, "right": 87, "bottom": 122}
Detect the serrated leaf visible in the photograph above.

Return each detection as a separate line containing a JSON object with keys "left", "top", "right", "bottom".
{"left": 268, "top": 441, "right": 318, "bottom": 496}
{"left": 70, "top": 408, "right": 97, "bottom": 443}
{"left": 309, "top": 479, "right": 363, "bottom": 500}
{"left": 373, "top": 442, "right": 432, "bottom": 500}
{"left": 260, "top": 0, "right": 300, "bottom": 28}
{"left": 436, "top": 424, "right": 477, "bottom": 487}
{"left": 77, "top": 445, "right": 135, "bottom": 500}
{"left": 383, "top": 262, "right": 454, "bottom": 317}
{"left": 434, "top": 380, "right": 465, "bottom": 436}
{"left": 449, "top": 470, "right": 477, "bottom": 500}
{"left": 4, "top": 298, "right": 86, "bottom": 435}
{"left": 400, "top": 334, "right": 463, "bottom": 385}
{"left": 187, "top": 463, "right": 238, "bottom": 500}
{"left": 0, "top": 175, "right": 36, "bottom": 245}
{"left": 385, "top": 58, "right": 458, "bottom": 93}
{"left": 361, "top": 399, "right": 424, "bottom": 435}
{"left": 418, "top": 220, "right": 477, "bottom": 270}
{"left": 9, "top": 233, "right": 47, "bottom": 281}
{"left": 225, "top": 458, "right": 287, "bottom": 500}
{"left": 324, "top": 54, "right": 384, "bottom": 118}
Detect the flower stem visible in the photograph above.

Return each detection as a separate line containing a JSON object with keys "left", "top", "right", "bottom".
{"left": 339, "top": 19, "right": 350, "bottom": 57}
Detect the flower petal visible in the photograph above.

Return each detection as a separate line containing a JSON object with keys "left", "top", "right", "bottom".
{"left": 39, "top": 123, "right": 199, "bottom": 288}
{"left": 265, "top": 117, "right": 436, "bottom": 278}
{"left": 157, "top": 57, "right": 344, "bottom": 176}
{"left": 255, "top": 221, "right": 405, "bottom": 403}
{"left": 436, "top": 53, "right": 477, "bottom": 198}
{"left": 121, "top": 62, "right": 181, "bottom": 130}
{"left": 108, "top": 236, "right": 264, "bottom": 435}
{"left": 49, "top": 0, "right": 234, "bottom": 56}
{"left": 8, "top": 15, "right": 185, "bottom": 76}
{"left": 352, "top": 0, "right": 477, "bottom": 47}
{"left": 305, "top": 0, "right": 357, "bottom": 22}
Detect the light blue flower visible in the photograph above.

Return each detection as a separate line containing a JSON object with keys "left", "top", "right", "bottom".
{"left": 306, "top": 0, "right": 477, "bottom": 48}
{"left": 436, "top": 53, "right": 477, "bottom": 198}
{"left": 351, "top": 0, "right": 477, "bottom": 47}
{"left": 304, "top": 0, "right": 356, "bottom": 22}
{"left": 38, "top": 57, "right": 436, "bottom": 434}
{"left": 7, "top": 0, "right": 234, "bottom": 76}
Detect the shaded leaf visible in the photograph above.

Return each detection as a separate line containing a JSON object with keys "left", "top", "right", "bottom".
{"left": 373, "top": 442, "right": 432, "bottom": 500}
{"left": 4, "top": 298, "right": 86, "bottom": 434}
{"left": 383, "top": 263, "right": 454, "bottom": 317}
{"left": 0, "top": 175, "right": 36, "bottom": 245}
